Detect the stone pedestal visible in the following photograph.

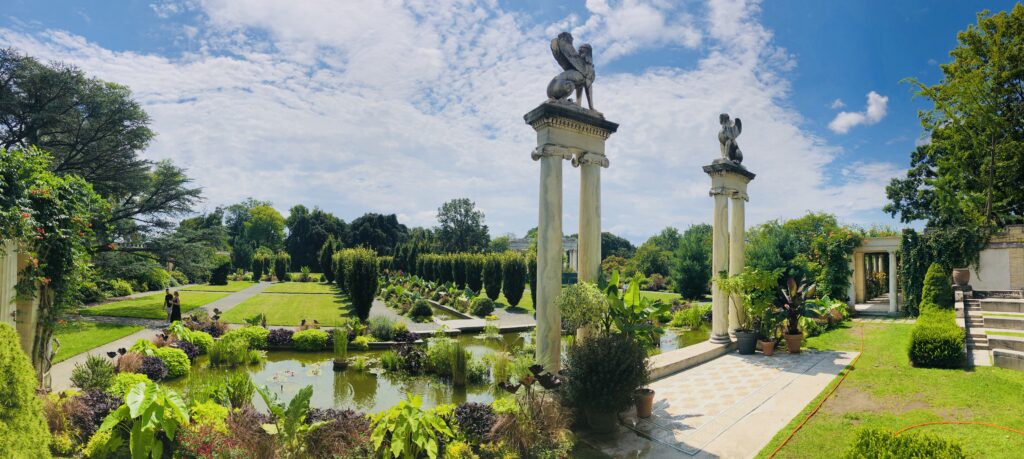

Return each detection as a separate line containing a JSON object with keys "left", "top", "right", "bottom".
{"left": 703, "top": 161, "right": 755, "bottom": 344}
{"left": 525, "top": 102, "right": 617, "bottom": 372}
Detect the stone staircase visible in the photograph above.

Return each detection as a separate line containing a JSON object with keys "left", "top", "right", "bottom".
{"left": 967, "top": 297, "right": 1024, "bottom": 371}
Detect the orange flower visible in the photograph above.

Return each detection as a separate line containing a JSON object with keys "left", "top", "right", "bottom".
{"left": 21, "top": 212, "right": 30, "bottom": 219}
{"left": 41, "top": 277, "right": 51, "bottom": 285}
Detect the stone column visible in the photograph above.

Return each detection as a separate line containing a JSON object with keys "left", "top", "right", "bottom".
{"left": 578, "top": 156, "right": 605, "bottom": 284}
{"left": 728, "top": 189, "right": 748, "bottom": 333}
{"left": 847, "top": 259, "right": 856, "bottom": 306}
{"left": 525, "top": 102, "right": 617, "bottom": 372}
{"left": 704, "top": 161, "right": 755, "bottom": 344}
{"left": 888, "top": 251, "right": 898, "bottom": 313}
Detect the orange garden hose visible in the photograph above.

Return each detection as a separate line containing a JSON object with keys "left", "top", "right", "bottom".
{"left": 768, "top": 326, "right": 1024, "bottom": 458}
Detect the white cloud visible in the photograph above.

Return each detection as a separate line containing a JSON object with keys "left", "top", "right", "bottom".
{"left": 1, "top": 0, "right": 902, "bottom": 243}
{"left": 830, "top": 98, "right": 845, "bottom": 109}
{"left": 828, "top": 91, "right": 888, "bottom": 134}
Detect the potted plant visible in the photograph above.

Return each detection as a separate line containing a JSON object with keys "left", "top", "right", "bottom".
{"left": 754, "top": 307, "right": 780, "bottom": 356}
{"left": 717, "top": 269, "right": 779, "bottom": 355}
{"left": 563, "top": 332, "right": 649, "bottom": 433}
{"left": 778, "top": 277, "right": 821, "bottom": 353}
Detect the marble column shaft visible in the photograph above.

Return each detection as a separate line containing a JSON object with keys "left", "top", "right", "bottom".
{"left": 728, "top": 194, "right": 746, "bottom": 332}
{"left": 535, "top": 149, "right": 565, "bottom": 372}
{"left": 578, "top": 160, "right": 602, "bottom": 283}
{"left": 888, "top": 251, "right": 898, "bottom": 313}
{"left": 710, "top": 190, "right": 731, "bottom": 343}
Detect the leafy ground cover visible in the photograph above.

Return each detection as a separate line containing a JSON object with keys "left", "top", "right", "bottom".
{"left": 52, "top": 321, "right": 143, "bottom": 363}
{"left": 263, "top": 282, "right": 338, "bottom": 294}
{"left": 181, "top": 281, "right": 256, "bottom": 292}
{"left": 220, "top": 292, "right": 352, "bottom": 326}
{"left": 79, "top": 292, "right": 229, "bottom": 319}
{"left": 757, "top": 321, "right": 1024, "bottom": 458}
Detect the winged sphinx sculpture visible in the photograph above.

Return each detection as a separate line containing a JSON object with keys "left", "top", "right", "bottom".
{"left": 718, "top": 113, "right": 743, "bottom": 164}
{"left": 546, "top": 32, "right": 596, "bottom": 111}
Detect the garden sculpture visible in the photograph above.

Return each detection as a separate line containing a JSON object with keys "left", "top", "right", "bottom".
{"left": 547, "top": 32, "right": 596, "bottom": 111}
{"left": 718, "top": 113, "right": 743, "bottom": 164}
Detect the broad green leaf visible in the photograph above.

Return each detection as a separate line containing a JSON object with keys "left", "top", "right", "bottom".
{"left": 125, "top": 382, "right": 150, "bottom": 418}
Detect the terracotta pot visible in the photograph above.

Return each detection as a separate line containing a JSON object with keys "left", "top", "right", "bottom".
{"left": 784, "top": 333, "right": 803, "bottom": 353}
{"left": 635, "top": 388, "right": 655, "bottom": 419}
{"left": 760, "top": 340, "right": 775, "bottom": 356}
{"left": 952, "top": 268, "right": 971, "bottom": 287}
{"left": 736, "top": 330, "right": 757, "bottom": 355}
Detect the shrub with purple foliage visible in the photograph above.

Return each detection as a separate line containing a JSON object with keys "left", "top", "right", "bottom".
{"left": 172, "top": 340, "right": 200, "bottom": 362}
{"left": 305, "top": 408, "right": 372, "bottom": 458}
{"left": 396, "top": 344, "right": 425, "bottom": 375}
{"left": 454, "top": 402, "right": 496, "bottom": 442}
{"left": 267, "top": 328, "right": 294, "bottom": 348}
{"left": 393, "top": 329, "right": 420, "bottom": 343}
{"left": 68, "top": 390, "right": 122, "bottom": 441}
{"left": 138, "top": 355, "right": 168, "bottom": 381}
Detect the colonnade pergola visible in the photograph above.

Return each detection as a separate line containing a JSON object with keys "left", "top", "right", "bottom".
{"left": 849, "top": 236, "right": 901, "bottom": 314}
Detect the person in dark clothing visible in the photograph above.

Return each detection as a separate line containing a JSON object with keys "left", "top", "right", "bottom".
{"left": 170, "top": 291, "right": 182, "bottom": 322}
{"left": 164, "top": 288, "right": 173, "bottom": 323}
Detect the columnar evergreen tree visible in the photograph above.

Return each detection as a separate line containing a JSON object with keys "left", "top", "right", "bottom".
{"left": 483, "top": 254, "right": 503, "bottom": 301}
{"left": 920, "top": 263, "right": 954, "bottom": 310}
{"left": 466, "top": 254, "right": 484, "bottom": 293}
{"left": 346, "top": 248, "right": 380, "bottom": 322}
{"left": 453, "top": 254, "right": 468, "bottom": 289}
{"left": 527, "top": 252, "right": 538, "bottom": 307}
{"left": 502, "top": 253, "right": 528, "bottom": 307}
{"left": 333, "top": 251, "right": 353, "bottom": 294}
{"left": 274, "top": 251, "right": 290, "bottom": 282}
{"left": 209, "top": 254, "right": 232, "bottom": 286}
{"left": 252, "top": 249, "right": 273, "bottom": 281}
{"left": 319, "top": 235, "right": 338, "bottom": 283}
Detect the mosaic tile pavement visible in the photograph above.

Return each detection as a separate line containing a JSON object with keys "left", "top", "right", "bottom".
{"left": 621, "top": 350, "right": 852, "bottom": 456}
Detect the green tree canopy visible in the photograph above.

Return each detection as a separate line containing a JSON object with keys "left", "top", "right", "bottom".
{"left": 436, "top": 198, "right": 490, "bottom": 253}
{"left": 601, "top": 232, "right": 636, "bottom": 260}
{"left": 672, "top": 224, "right": 712, "bottom": 299}
{"left": 348, "top": 213, "right": 408, "bottom": 255}
{"left": 245, "top": 205, "right": 285, "bottom": 251}
{"left": 285, "top": 205, "right": 346, "bottom": 271}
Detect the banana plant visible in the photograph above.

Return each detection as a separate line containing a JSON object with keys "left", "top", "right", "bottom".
{"left": 779, "top": 277, "right": 822, "bottom": 335}
{"left": 257, "top": 385, "right": 331, "bottom": 458}
{"left": 98, "top": 381, "right": 190, "bottom": 459}
{"left": 601, "top": 272, "right": 670, "bottom": 348}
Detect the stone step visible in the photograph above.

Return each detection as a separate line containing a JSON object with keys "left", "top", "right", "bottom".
{"left": 979, "top": 299, "right": 1024, "bottom": 313}
{"left": 983, "top": 316, "right": 1024, "bottom": 331}
{"left": 993, "top": 348, "right": 1024, "bottom": 371}
{"left": 987, "top": 334, "right": 1024, "bottom": 352}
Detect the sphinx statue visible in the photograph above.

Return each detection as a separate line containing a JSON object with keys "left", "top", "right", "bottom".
{"left": 546, "top": 32, "right": 596, "bottom": 111}
{"left": 718, "top": 113, "right": 743, "bottom": 164}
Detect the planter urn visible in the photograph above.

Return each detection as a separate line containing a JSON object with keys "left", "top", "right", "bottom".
{"left": 952, "top": 268, "right": 971, "bottom": 287}
{"left": 735, "top": 330, "right": 757, "bottom": 355}
{"left": 784, "top": 333, "right": 803, "bottom": 353}
{"left": 635, "top": 388, "right": 655, "bottom": 419}
{"left": 759, "top": 340, "right": 775, "bottom": 356}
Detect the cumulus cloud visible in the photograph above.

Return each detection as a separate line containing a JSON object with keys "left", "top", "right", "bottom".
{"left": 828, "top": 91, "right": 888, "bottom": 134}
{"left": 830, "top": 98, "right": 845, "bottom": 109}
{"left": 0, "top": 0, "right": 901, "bottom": 242}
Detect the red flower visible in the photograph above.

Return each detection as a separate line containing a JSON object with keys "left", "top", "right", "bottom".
{"left": 20, "top": 212, "right": 30, "bottom": 219}
{"left": 41, "top": 277, "right": 51, "bottom": 285}
{"left": 35, "top": 227, "right": 45, "bottom": 234}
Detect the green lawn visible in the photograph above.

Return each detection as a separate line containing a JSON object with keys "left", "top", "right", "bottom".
{"left": 263, "top": 282, "right": 338, "bottom": 294}
{"left": 221, "top": 292, "right": 352, "bottom": 326}
{"left": 475, "top": 288, "right": 534, "bottom": 311}
{"left": 80, "top": 292, "right": 229, "bottom": 319}
{"left": 982, "top": 313, "right": 1024, "bottom": 318}
{"left": 988, "top": 330, "right": 1024, "bottom": 338}
{"left": 52, "top": 321, "right": 144, "bottom": 363}
{"left": 182, "top": 281, "right": 256, "bottom": 292}
{"left": 757, "top": 322, "right": 1024, "bottom": 458}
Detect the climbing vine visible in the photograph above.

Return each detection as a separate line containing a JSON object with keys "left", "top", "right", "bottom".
{"left": 1, "top": 147, "right": 106, "bottom": 386}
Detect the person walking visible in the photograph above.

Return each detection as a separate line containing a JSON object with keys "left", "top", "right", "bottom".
{"left": 164, "top": 288, "right": 173, "bottom": 324}
{"left": 170, "top": 291, "right": 182, "bottom": 323}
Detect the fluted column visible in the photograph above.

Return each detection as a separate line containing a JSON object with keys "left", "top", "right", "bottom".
{"left": 710, "top": 189, "right": 731, "bottom": 344}
{"left": 728, "top": 191, "right": 747, "bottom": 333}
{"left": 577, "top": 152, "right": 608, "bottom": 284}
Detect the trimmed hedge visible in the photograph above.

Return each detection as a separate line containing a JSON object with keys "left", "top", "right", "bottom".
{"left": 223, "top": 326, "right": 269, "bottom": 350}
{"left": 471, "top": 297, "right": 495, "bottom": 317}
{"left": 501, "top": 253, "right": 527, "bottom": 307}
{"left": 920, "top": 263, "right": 954, "bottom": 310}
{"left": 843, "top": 428, "right": 966, "bottom": 458}
{"left": 210, "top": 254, "right": 232, "bottom": 286}
{"left": 293, "top": 329, "right": 330, "bottom": 351}
{"left": 155, "top": 346, "right": 191, "bottom": 378}
{"left": 0, "top": 323, "right": 51, "bottom": 457}
{"left": 483, "top": 254, "right": 503, "bottom": 301}
{"left": 908, "top": 304, "right": 964, "bottom": 368}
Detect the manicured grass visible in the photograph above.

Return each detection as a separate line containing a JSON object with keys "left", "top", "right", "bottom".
{"left": 757, "top": 321, "right": 1024, "bottom": 458}
{"left": 182, "top": 281, "right": 256, "bottom": 292}
{"left": 263, "top": 282, "right": 338, "bottom": 294}
{"left": 221, "top": 292, "right": 353, "bottom": 326}
{"left": 475, "top": 287, "right": 534, "bottom": 312}
{"left": 982, "top": 313, "right": 1024, "bottom": 318}
{"left": 52, "top": 321, "right": 143, "bottom": 363}
{"left": 987, "top": 330, "right": 1024, "bottom": 338}
{"left": 80, "top": 292, "right": 229, "bottom": 319}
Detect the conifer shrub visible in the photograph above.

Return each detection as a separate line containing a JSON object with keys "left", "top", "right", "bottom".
{"left": 466, "top": 254, "right": 484, "bottom": 293}
{"left": 274, "top": 251, "right": 291, "bottom": 282}
{"left": 347, "top": 248, "right": 380, "bottom": 322}
{"left": 209, "top": 254, "right": 232, "bottom": 285}
{"left": 483, "top": 254, "right": 503, "bottom": 301}
{"left": 527, "top": 252, "right": 537, "bottom": 307}
{"left": 908, "top": 305, "right": 964, "bottom": 368}
{"left": 920, "top": 263, "right": 954, "bottom": 310}
{"left": 501, "top": 253, "right": 527, "bottom": 307}
{"left": 70, "top": 354, "right": 116, "bottom": 391}
{"left": 0, "top": 323, "right": 50, "bottom": 457}
{"left": 320, "top": 236, "right": 338, "bottom": 283}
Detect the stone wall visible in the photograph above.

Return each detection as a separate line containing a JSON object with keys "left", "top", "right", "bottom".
{"left": 969, "top": 225, "right": 1024, "bottom": 291}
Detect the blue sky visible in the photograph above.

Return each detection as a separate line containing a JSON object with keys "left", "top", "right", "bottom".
{"left": 2, "top": 1, "right": 1017, "bottom": 243}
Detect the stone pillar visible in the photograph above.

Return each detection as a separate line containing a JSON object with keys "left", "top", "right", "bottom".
{"left": 847, "top": 259, "right": 856, "bottom": 306}
{"left": 704, "top": 161, "right": 755, "bottom": 344}
{"left": 888, "top": 251, "right": 898, "bottom": 313}
{"left": 578, "top": 159, "right": 604, "bottom": 284}
{"left": 854, "top": 252, "right": 865, "bottom": 303}
{"left": 728, "top": 189, "right": 748, "bottom": 333}
{"left": 525, "top": 102, "right": 617, "bottom": 372}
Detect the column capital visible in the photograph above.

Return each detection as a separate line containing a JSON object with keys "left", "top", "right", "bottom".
{"left": 531, "top": 143, "right": 579, "bottom": 161}
{"left": 571, "top": 151, "right": 609, "bottom": 168}
{"left": 709, "top": 186, "right": 747, "bottom": 201}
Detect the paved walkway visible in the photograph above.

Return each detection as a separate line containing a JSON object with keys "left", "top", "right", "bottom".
{"left": 584, "top": 349, "right": 856, "bottom": 458}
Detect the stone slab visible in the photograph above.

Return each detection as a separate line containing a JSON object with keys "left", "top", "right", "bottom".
{"left": 988, "top": 334, "right": 1024, "bottom": 352}
{"left": 994, "top": 348, "right": 1024, "bottom": 371}
{"left": 648, "top": 340, "right": 735, "bottom": 381}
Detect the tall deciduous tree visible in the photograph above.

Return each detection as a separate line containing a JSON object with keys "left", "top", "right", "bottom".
{"left": 436, "top": 198, "right": 490, "bottom": 253}
{"left": 348, "top": 213, "right": 408, "bottom": 255}
{"left": 285, "top": 205, "right": 346, "bottom": 271}
{"left": 601, "top": 232, "right": 636, "bottom": 260}
{"left": 244, "top": 205, "right": 285, "bottom": 251}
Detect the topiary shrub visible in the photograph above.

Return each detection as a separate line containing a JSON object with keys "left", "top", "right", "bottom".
{"left": 267, "top": 328, "right": 294, "bottom": 348}
{"left": 842, "top": 428, "right": 967, "bottom": 458}
{"left": 453, "top": 254, "right": 468, "bottom": 289}
{"left": 293, "top": 329, "right": 330, "bottom": 351}
{"left": 501, "top": 253, "right": 527, "bottom": 308}
{"left": 223, "top": 326, "right": 269, "bottom": 350}
{"left": 155, "top": 347, "right": 191, "bottom": 378}
{"left": 483, "top": 254, "right": 503, "bottom": 301}
{"left": 274, "top": 251, "right": 290, "bottom": 282}
{"left": 71, "top": 354, "right": 117, "bottom": 391}
{"left": 191, "top": 331, "right": 214, "bottom": 354}
{"left": 347, "top": 248, "right": 380, "bottom": 322}
{"left": 470, "top": 297, "right": 494, "bottom": 317}
{"left": 138, "top": 355, "right": 169, "bottom": 381}
{"left": 920, "top": 263, "right": 954, "bottom": 310}
{"left": 0, "top": 323, "right": 50, "bottom": 457}
{"left": 209, "top": 254, "right": 232, "bottom": 286}
{"left": 410, "top": 299, "right": 433, "bottom": 321}
{"left": 908, "top": 306, "right": 964, "bottom": 368}
{"left": 106, "top": 372, "right": 152, "bottom": 397}
{"left": 465, "top": 254, "right": 484, "bottom": 293}
{"left": 563, "top": 333, "right": 649, "bottom": 416}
